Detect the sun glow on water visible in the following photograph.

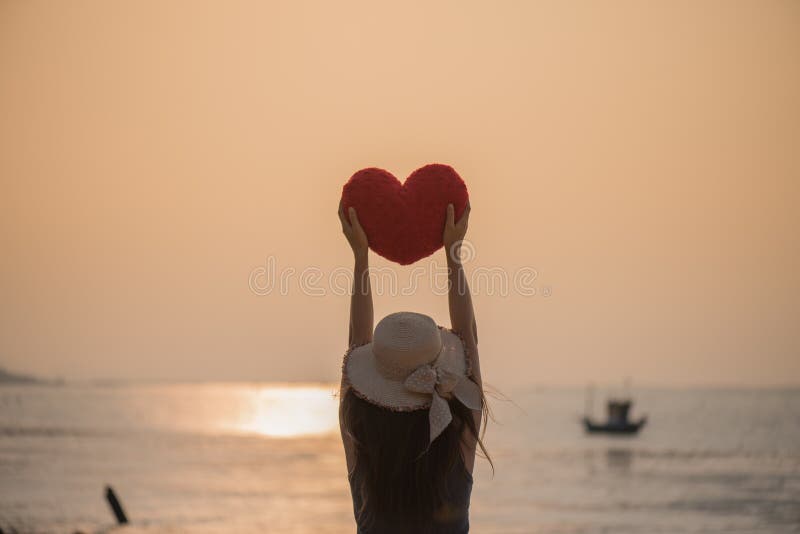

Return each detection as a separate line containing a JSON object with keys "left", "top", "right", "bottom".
{"left": 233, "top": 385, "right": 340, "bottom": 438}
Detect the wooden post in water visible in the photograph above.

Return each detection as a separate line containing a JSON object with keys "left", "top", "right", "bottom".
{"left": 105, "top": 485, "right": 129, "bottom": 524}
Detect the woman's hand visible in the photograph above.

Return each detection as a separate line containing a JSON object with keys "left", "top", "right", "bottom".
{"left": 443, "top": 200, "right": 480, "bottom": 383}
{"left": 338, "top": 202, "right": 369, "bottom": 257}
{"left": 338, "top": 202, "right": 373, "bottom": 348}
{"left": 443, "top": 202, "right": 471, "bottom": 255}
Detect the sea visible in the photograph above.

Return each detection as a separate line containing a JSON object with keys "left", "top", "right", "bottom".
{"left": 0, "top": 383, "right": 798, "bottom": 534}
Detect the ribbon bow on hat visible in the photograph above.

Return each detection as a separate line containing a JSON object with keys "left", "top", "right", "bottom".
{"left": 403, "top": 361, "right": 483, "bottom": 443}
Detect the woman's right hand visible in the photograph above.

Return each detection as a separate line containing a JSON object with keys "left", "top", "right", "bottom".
{"left": 443, "top": 202, "right": 471, "bottom": 256}
{"left": 338, "top": 202, "right": 369, "bottom": 257}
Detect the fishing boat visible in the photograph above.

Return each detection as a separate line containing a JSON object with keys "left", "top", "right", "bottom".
{"left": 583, "top": 399, "right": 647, "bottom": 434}
{"left": 582, "top": 382, "right": 647, "bottom": 435}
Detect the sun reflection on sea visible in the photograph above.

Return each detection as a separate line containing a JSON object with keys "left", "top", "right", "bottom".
{"left": 231, "top": 384, "right": 340, "bottom": 438}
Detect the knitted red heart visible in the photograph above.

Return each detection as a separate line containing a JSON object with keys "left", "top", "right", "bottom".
{"left": 341, "top": 164, "right": 469, "bottom": 265}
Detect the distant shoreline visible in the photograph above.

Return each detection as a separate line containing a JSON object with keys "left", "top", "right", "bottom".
{"left": 2, "top": 378, "right": 797, "bottom": 392}
{"left": 0, "top": 368, "right": 62, "bottom": 386}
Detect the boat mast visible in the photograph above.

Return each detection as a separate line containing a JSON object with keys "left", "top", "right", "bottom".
{"left": 584, "top": 382, "right": 595, "bottom": 419}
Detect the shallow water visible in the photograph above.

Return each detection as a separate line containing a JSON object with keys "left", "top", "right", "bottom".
{"left": 1, "top": 384, "right": 798, "bottom": 533}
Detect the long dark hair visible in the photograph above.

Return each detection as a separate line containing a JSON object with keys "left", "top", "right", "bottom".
{"left": 340, "top": 387, "right": 492, "bottom": 528}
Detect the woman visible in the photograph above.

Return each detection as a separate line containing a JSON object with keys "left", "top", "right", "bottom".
{"left": 338, "top": 201, "right": 491, "bottom": 533}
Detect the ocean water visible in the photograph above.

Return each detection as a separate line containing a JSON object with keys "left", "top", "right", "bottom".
{"left": 0, "top": 383, "right": 798, "bottom": 534}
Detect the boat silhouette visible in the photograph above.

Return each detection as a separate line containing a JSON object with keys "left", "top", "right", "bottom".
{"left": 583, "top": 399, "right": 647, "bottom": 434}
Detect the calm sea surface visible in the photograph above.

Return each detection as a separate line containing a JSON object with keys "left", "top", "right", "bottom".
{"left": 1, "top": 383, "right": 798, "bottom": 534}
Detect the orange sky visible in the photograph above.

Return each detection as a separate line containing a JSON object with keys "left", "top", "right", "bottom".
{"left": 1, "top": 1, "right": 798, "bottom": 387}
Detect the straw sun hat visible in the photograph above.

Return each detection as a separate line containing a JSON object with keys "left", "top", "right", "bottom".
{"left": 343, "top": 311, "right": 482, "bottom": 443}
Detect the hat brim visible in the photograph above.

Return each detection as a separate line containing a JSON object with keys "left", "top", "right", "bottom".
{"left": 343, "top": 327, "right": 469, "bottom": 412}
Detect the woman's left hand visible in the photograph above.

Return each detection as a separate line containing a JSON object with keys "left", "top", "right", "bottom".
{"left": 338, "top": 202, "right": 369, "bottom": 257}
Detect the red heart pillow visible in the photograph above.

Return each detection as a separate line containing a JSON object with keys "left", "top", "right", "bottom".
{"left": 341, "top": 163, "right": 469, "bottom": 265}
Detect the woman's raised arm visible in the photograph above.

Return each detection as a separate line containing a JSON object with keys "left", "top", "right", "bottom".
{"left": 338, "top": 203, "right": 373, "bottom": 347}
{"left": 443, "top": 202, "right": 481, "bottom": 387}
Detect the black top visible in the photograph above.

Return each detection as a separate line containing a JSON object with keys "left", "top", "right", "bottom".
{"left": 348, "top": 461, "right": 473, "bottom": 533}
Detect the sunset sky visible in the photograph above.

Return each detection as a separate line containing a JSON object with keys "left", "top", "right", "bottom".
{"left": 1, "top": 1, "right": 798, "bottom": 387}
